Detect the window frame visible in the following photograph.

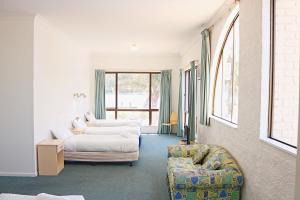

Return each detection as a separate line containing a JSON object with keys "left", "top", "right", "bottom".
{"left": 260, "top": 0, "right": 297, "bottom": 155}
{"left": 211, "top": 12, "right": 240, "bottom": 125}
{"left": 267, "top": 0, "right": 297, "bottom": 149}
{"left": 105, "top": 71, "right": 160, "bottom": 126}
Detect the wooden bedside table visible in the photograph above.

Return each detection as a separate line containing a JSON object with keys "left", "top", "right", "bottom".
{"left": 37, "top": 139, "right": 64, "bottom": 176}
{"left": 71, "top": 128, "right": 84, "bottom": 135}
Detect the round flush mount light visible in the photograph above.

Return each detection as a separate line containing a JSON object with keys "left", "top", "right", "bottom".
{"left": 130, "top": 44, "right": 138, "bottom": 51}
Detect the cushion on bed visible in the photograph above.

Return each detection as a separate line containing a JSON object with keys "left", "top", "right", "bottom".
{"left": 85, "top": 112, "right": 96, "bottom": 122}
{"left": 72, "top": 118, "right": 87, "bottom": 129}
{"left": 51, "top": 127, "right": 73, "bottom": 140}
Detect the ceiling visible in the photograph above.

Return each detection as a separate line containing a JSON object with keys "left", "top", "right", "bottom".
{"left": 0, "top": 0, "right": 226, "bottom": 55}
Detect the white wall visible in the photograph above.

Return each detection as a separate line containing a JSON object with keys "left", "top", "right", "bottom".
{"left": 0, "top": 15, "right": 36, "bottom": 176}
{"left": 0, "top": 14, "right": 91, "bottom": 176}
{"left": 90, "top": 54, "right": 181, "bottom": 132}
{"left": 295, "top": 49, "right": 300, "bottom": 200}
{"left": 181, "top": 1, "right": 297, "bottom": 199}
{"left": 34, "top": 16, "right": 91, "bottom": 143}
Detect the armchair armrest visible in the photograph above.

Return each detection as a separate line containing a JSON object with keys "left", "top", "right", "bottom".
{"left": 167, "top": 144, "right": 200, "bottom": 158}
{"left": 172, "top": 168, "right": 244, "bottom": 190}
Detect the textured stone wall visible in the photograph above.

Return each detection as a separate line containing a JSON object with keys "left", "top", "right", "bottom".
{"left": 198, "top": 0, "right": 297, "bottom": 199}
{"left": 272, "top": 0, "right": 300, "bottom": 146}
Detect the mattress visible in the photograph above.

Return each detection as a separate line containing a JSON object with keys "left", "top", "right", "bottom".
{"left": 64, "top": 134, "right": 139, "bottom": 153}
{"left": 86, "top": 119, "right": 141, "bottom": 127}
{"left": 84, "top": 126, "right": 141, "bottom": 136}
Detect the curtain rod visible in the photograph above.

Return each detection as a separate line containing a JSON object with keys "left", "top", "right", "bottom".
{"left": 202, "top": 0, "right": 238, "bottom": 32}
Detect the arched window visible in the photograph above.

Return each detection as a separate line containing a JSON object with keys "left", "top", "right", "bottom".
{"left": 212, "top": 12, "right": 239, "bottom": 124}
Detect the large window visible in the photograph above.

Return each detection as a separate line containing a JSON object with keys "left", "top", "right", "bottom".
{"left": 212, "top": 13, "right": 240, "bottom": 124}
{"left": 268, "top": 0, "right": 300, "bottom": 148}
{"left": 105, "top": 72, "right": 161, "bottom": 126}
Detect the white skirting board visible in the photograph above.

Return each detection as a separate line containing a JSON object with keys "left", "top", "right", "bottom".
{"left": 0, "top": 171, "right": 37, "bottom": 177}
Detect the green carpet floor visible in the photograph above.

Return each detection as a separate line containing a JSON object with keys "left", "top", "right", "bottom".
{"left": 0, "top": 134, "right": 179, "bottom": 200}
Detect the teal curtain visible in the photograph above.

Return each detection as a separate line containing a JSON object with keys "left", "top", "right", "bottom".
{"left": 199, "top": 29, "right": 211, "bottom": 126}
{"left": 158, "top": 70, "right": 172, "bottom": 134}
{"left": 177, "top": 69, "right": 184, "bottom": 137}
{"left": 95, "top": 70, "right": 106, "bottom": 119}
{"left": 188, "top": 61, "right": 196, "bottom": 140}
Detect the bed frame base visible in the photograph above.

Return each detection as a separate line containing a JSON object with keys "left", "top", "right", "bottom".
{"left": 64, "top": 151, "right": 139, "bottom": 162}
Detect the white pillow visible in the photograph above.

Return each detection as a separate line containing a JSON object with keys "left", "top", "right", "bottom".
{"left": 51, "top": 127, "right": 73, "bottom": 140}
{"left": 72, "top": 118, "right": 87, "bottom": 129}
{"left": 85, "top": 112, "right": 96, "bottom": 122}
{"left": 37, "top": 193, "right": 70, "bottom": 200}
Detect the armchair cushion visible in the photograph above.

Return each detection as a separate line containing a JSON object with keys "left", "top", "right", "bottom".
{"left": 168, "top": 144, "right": 199, "bottom": 158}
{"left": 192, "top": 144, "right": 209, "bottom": 164}
{"left": 167, "top": 157, "right": 194, "bottom": 172}
{"left": 202, "top": 154, "right": 222, "bottom": 170}
{"left": 167, "top": 144, "right": 244, "bottom": 200}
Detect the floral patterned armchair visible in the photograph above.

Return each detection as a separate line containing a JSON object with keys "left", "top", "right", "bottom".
{"left": 167, "top": 144, "right": 244, "bottom": 200}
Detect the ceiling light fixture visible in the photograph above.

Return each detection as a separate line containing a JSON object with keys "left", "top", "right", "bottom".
{"left": 130, "top": 44, "right": 138, "bottom": 52}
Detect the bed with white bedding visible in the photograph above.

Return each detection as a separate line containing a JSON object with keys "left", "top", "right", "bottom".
{"left": 83, "top": 126, "right": 141, "bottom": 136}
{"left": 0, "top": 193, "right": 84, "bottom": 200}
{"left": 85, "top": 112, "right": 142, "bottom": 127}
{"left": 72, "top": 117, "right": 142, "bottom": 146}
{"left": 63, "top": 134, "right": 139, "bottom": 162}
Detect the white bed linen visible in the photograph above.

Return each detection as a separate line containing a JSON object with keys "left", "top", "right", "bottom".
{"left": 83, "top": 126, "right": 140, "bottom": 136}
{"left": 0, "top": 194, "right": 84, "bottom": 200}
{"left": 0, "top": 194, "right": 35, "bottom": 200}
{"left": 86, "top": 119, "right": 141, "bottom": 127}
{"left": 64, "top": 134, "right": 139, "bottom": 153}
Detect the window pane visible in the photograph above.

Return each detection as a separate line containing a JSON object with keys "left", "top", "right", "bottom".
{"left": 232, "top": 18, "right": 240, "bottom": 124}
{"left": 105, "top": 74, "right": 116, "bottom": 108}
{"left": 271, "top": 0, "right": 300, "bottom": 147}
{"left": 214, "top": 56, "right": 223, "bottom": 117}
{"left": 117, "top": 111, "right": 149, "bottom": 126}
{"left": 151, "top": 111, "right": 159, "bottom": 126}
{"left": 213, "top": 14, "right": 239, "bottom": 124}
{"left": 151, "top": 74, "right": 161, "bottom": 109}
{"left": 106, "top": 111, "right": 115, "bottom": 120}
{"left": 118, "top": 74, "right": 149, "bottom": 109}
{"left": 221, "top": 29, "right": 234, "bottom": 121}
